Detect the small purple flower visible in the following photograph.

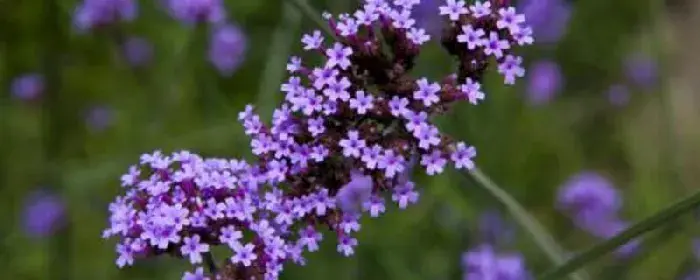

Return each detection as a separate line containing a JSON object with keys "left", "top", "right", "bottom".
{"left": 339, "top": 130, "right": 366, "bottom": 158}
{"left": 122, "top": 37, "right": 153, "bottom": 67}
{"left": 85, "top": 105, "right": 115, "bottom": 132}
{"left": 420, "top": 150, "right": 447, "bottom": 175}
{"left": 301, "top": 30, "right": 324, "bottom": 50}
{"left": 336, "top": 171, "right": 373, "bottom": 214}
{"left": 73, "top": 0, "right": 137, "bottom": 31}
{"left": 231, "top": 242, "right": 257, "bottom": 266}
{"left": 208, "top": 24, "right": 247, "bottom": 76}
{"left": 362, "top": 195, "right": 386, "bottom": 217}
{"left": 623, "top": 52, "right": 658, "bottom": 89}
{"left": 558, "top": 171, "right": 623, "bottom": 234}
{"left": 470, "top": 1, "right": 492, "bottom": 18}
{"left": 498, "top": 55, "right": 525, "bottom": 85}
{"left": 388, "top": 96, "right": 410, "bottom": 117}
{"left": 10, "top": 74, "right": 43, "bottom": 101}
{"left": 451, "top": 142, "right": 476, "bottom": 170}
{"left": 482, "top": 31, "right": 510, "bottom": 58}
{"left": 460, "top": 78, "right": 485, "bottom": 105}
{"left": 181, "top": 234, "right": 210, "bottom": 264}
{"left": 519, "top": 0, "right": 571, "bottom": 44}
{"left": 526, "top": 60, "right": 563, "bottom": 105}
{"left": 391, "top": 181, "right": 419, "bottom": 209}
{"left": 378, "top": 150, "right": 406, "bottom": 178}
{"left": 413, "top": 78, "right": 441, "bottom": 107}
{"left": 457, "top": 25, "right": 486, "bottom": 50}
{"left": 22, "top": 190, "right": 65, "bottom": 238}
{"left": 607, "top": 84, "right": 630, "bottom": 107}
{"left": 349, "top": 90, "right": 375, "bottom": 114}
{"left": 325, "top": 43, "right": 353, "bottom": 70}
{"left": 165, "top": 0, "right": 226, "bottom": 24}
{"left": 182, "top": 267, "right": 209, "bottom": 280}
{"left": 462, "top": 244, "right": 529, "bottom": 280}
{"left": 439, "top": 0, "right": 469, "bottom": 21}
{"left": 336, "top": 234, "right": 358, "bottom": 256}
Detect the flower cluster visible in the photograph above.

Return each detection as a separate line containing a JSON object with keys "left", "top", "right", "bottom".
{"left": 104, "top": 0, "right": 534, "bottom": 279}
{"left": 462, "top": 244, "right": 529, "bottom": 280}
{"left": 73, "top": 0, "right": 137, "bottom": 32}
{"left": 557, "top": 171, "right": 639, "bottom": 257}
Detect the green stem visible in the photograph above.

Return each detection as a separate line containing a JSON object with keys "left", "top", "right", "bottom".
{"left": 256, "top": 2, "right": 301, "bottom": 119}
{"left": 538, "top": 189, "right": 700, "bottom": 280}
{"left": 286, "top": 0, "right": 338, "bottom": 40}
{"left": 466, "top": 168, "right": 587, "bottom": 280}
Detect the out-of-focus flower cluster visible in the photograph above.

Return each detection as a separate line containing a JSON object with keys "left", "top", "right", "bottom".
{"left": 70, "top": 0, "right": 247, "bottom": 75}
{"left": 103, "top": 0, "right": 535, "bottom": 279}
{"left": 557, "top": 171, "right": 640, "bottom": 257}
{"left": 462, "top": 244, "right": 529, "bottom": 280}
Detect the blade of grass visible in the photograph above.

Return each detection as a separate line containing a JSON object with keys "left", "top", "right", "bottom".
{"left": 466, "top": 168, "right": 587, "bottom": 280}
{"left": 256, "top": 2, "right": 302, "bottom": 119}
{"left": 538, "top": 189, "right": 700, "bottom": 280}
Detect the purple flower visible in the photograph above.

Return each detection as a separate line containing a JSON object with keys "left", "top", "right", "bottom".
{"left": 607, "top": 84, "right": 630, "bottom": 106}
{"left": 231, "top": 243, "right": 257, "bottom": 266}
{"left": 596, "top": 221, "right": 640, "bottom": 258}
{"left": 391, "top": 181, "right": 419, "bottom": 209}
{"left": 526, "top": 60, "right": 563, "bottom": 105}
{"left": 413, "top": 78, "right": 441, "bottom": 107}
{"left": 498, "top": 55, "right": 525, "bottom": 85}
{"left": 10, "top": 74, "right": 43, "bottom": 101}
{"left": 482, "top": 31, "right": 510, "bottom": 58}
{"left": 439, "top": 0, "right": 469, "bottom": 21}
{"left": 180, "top": 234, "right": 210, "bottom": 264}
{"left": 420, "top": 150, "right": 447, "bottom": 175}
{"left": 339, "top": 130, "right": 366, "bottom": 158}
{"left": 325, "top": 43, "right": 353, "bottom": 70}
{"left": 301, "top": 30, "right": 324, "bottom": 50}
{"left": 349, "top": 90, "right": 375, "bottom": 114}
{"left": 85, "top": 105, "right": 115, "bottom": 132}
{"left": 22, "top": 190, "right": 65, "bottom": 238}
{"left": 165, "top": 0, "right": 226, "bottom": 24}
{"left": 462, "top": 244, "right": 529, "bottom": 280}
{"left": 451, "top": 142, "right": 476, "bottom": 170}
{"left": 460, "top": 78, "right": 485, "bottom": 105}
{"left": 457, "top": 25, "right": 486, "bottom": 50}
{"left": 208, "top": 24, "right": 247, "bottom": 76}
{"left": 519, "top": 0, "right": 571, "bottom": 44}
{"left": 336, "top": 171, "right": 373, "bottom": 214}
{"left": 182, "top": 267, "right": 209, "bottom": 280}
{"left": 122, "top": 37, "right": 153, "bottom": 67}
{"left": 73, "top": 0, "right": 137, "bottom": 32}
{"left": 557, "top": 171, "right": 622, "bottom": 230}
{"left": 478, "top": 210, "right": 514, "bottom": 244}
{"left": 623, "top": 52, "right": 658, "bottom": 89}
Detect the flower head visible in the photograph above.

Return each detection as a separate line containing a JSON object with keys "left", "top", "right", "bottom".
{"left": 165, "top": 0, "right": 226, "bottom": 24}
{"left": 526, "top": 60, "right": 563, "bottom": 105}
{"left": 22, "top": 189, "right": 65, "bottom": 238}
{"left": 208, "top": 24, "right": 247, "bottom": 76}
{"left": 73, "top": 0, "right": 137, "bottom": 32}
{"left": 11, "top": 74, "right": 43, "bottom": 101}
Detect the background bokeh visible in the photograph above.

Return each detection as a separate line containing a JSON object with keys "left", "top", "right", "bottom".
{"left": 2, "top": 0, "right": 699, "bottom": 279}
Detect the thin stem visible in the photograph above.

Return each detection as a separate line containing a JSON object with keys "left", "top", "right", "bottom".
{"left": 203, "top": 252, "right": 219, "bottom": 275}
{"left": 256, "top": 2, "right": 301, "bottom": 119}
{"left": 286, "top": 0, "right": 338, "bottom": 40}
{"left": 538, "top": 189, "right": 700, "bottom": 280}
{"left": 466, "top": 168, "right": 587, "bottom": 280}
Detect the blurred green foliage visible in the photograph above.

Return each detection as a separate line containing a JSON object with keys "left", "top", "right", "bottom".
{"left": 1, "top": 0, "right": 696, "bottom": 279}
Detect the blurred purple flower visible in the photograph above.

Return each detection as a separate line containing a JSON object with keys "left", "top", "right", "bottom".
{"left": 73, "top": 0, "right": 137, "bottom": 32}
{"left": 122, "top": 37, "right": 153, "bottom": 67}
{"left": 607, "top": 84, "right": 630, "bottom": 106}
{"left": 85, "top": 105, "right": 115, "bottom": 132}
{"left": 557, "top": 172, "right": 621, "bottom": 231}
{"left": 208, "top": 23, "right": 247, "bottom": 75}
{"left": 526, "top": 60, "right": 563, "bottom": 105}
{"left": 22, "top": 190, "right": 65, "bottom": 238}
{"left": 165, "top": 0, "right": 226, "bottom": 24}
{"left": 462, "top": 244, "right": 529, "bottom": 280}
{"left": 412, "top": 0, "right": 442, "bottom": 38}
{"left": 478, "top": 210, "right": 515, "bottom": 244}
{"left": 519, "top": 0, "right": 571, "bottom": 44}
{"left": 336, "top": 171, "right": 373, "bottom": 214}
{"left": 623, "top": 52, "right": 658, "bottom": 89}
{"left": 10, "top": 74, "right": 43, "bottom": 101}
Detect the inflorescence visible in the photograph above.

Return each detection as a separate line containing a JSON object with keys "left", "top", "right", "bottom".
{"left": 102, "top": 1, "right": 534, "bottom": 279}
